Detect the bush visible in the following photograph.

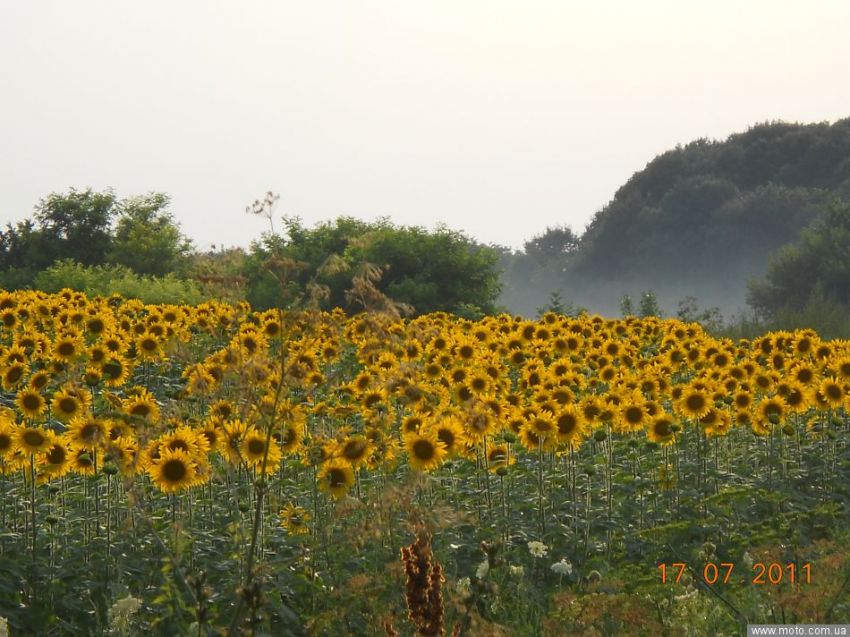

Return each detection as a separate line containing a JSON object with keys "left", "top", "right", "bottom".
{"left": 32, "top": 260, "right": 205, "bottom": 305}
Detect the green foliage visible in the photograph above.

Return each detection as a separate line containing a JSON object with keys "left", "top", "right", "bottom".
{"left": 638, "top": 290, "right": 662, "bottom": 318}
{"left": 0, "top": 189, "right": 117, "bottom": 281}
{"left": 109, "top": 193, "right": 193, "bottom": 277}
{"left": 1, "top": 188, "right": 193, "bottom": 289}
{"left": 535, "top": 291, "right": 585, "bottom": 318}
{"left": 748, "top": 200, "right": 850, "bottom": 322}
{"left": 500, "top": 119, "right": 850, "bottom": 316}
{"left": 499, "top": 226, "right": 579, "bottom": 316}
{"left": 676, "top": 296, "right": 724, "bottom": 332}
{"left": 619, "top": 294, "right": 634, "bottom": 317}
{"left": 33, "top": 260, "right": 204, "bottom": 305}
{"left": 243, "top": 217, "right": 503, "bottom": 315}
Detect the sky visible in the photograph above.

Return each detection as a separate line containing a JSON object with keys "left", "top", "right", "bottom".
{"left": 2, "top": 0, "right": 849, "bottom": 252}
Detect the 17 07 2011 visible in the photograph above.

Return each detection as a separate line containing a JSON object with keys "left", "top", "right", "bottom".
{"left": 658, "top": 562, "right": 812, "bottom": 585}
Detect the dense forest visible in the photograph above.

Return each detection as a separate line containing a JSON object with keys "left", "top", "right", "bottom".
{"left": 3, "top": 118, "right": 850, "bottom": 333}
{"left": 501, "top": 118, "right": 850, "bottom": 319}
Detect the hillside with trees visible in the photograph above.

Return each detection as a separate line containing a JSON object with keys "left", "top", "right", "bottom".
{"left": 501, "top": 118, "right": 850, "bottom": 318}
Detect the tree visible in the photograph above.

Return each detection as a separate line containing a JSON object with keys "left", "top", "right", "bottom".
{"left": 108, "top": 193, "right": 192, "bottom": 277}
{"left": 32, "top": 188, "right": 118, "bottom": 267}
{"left": 242, "top": 215, "right": 503, "bottom": 315}
{"left": 638, "top": 290, "right": 661, "bottom": 317}
{"left": 748, "top": 199, "right": 850, "bottom": 317}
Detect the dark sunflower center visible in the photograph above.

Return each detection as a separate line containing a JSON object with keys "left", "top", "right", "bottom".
{"left": 686, "top": 395, "right": 705, "bottom": 412}
{"left": 764, "top": 403, "right": 782, "bottom": 417}
{"left": 22, "top": 393, "right": 41, "bottom": 410}
{"left": 654, "top": 420, "right": 673, "bottom": 437}
{"left": 557, "top": 415, "right": 577, "bottom": 435}
{"left": 343, "top": 440, "right": 366, "bottom": 460}
{"left": 23, "top": 430, "right": 45, "bottom": 447}
{"left": 57, "top": 342, "right": 75, "bottom": 357}
{"left": 0, "top": 434, "right": 11, "bottom": 451}
{"left": 247, "top": 439, "right": 265, "bottom": 455}
{"left": 488, "top": 448, "right": 507, "bottom": 464}
{"left": 328, "top": 468, "right": 347, "bottom": 488}
{"left": 130, "top": 404, "right": 151, "bottom": 417}
{"left": 59, "top": 397, "right": 78, "bottom": 414}
{"left": 103, "top": 361, "right": 122, "bottom": 378}
{"left": 81, "top": 424, "right": 100, "bottom": 443}
{"left": 412, "top": 439, "right": 436, "bottom": 461}
{"left": 6, "top": 367, "right": 23, "bottom": 384}
{"left": 47, "top": 445, "right": 67, "bottom": 464}
{"left": 624, "top": 407, "right": 643, "bottom": 424}
{"left": 163, "top": 458, "right": 188, "bottom": 482}
{"left": 437, "top": 429, "right": 455, "bottom": 449}
{"left": 826, "top": 384, "right": 843, "bottom": 400}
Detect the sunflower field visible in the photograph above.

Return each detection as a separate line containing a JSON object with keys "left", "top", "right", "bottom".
{"left": 0, "top": 289, "right": 849, "bottom": 636}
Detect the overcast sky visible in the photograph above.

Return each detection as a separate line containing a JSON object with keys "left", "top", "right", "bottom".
{"left": 2, "top": 1, "right": 849, "bottom": 251}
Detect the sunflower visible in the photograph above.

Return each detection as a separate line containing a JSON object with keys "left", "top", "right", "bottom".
{"left": 161, "top": 426, "right": 210, "bottom": 456}
{"left": 241, "top": 429, "right": 282, "bottom": 474}
{"left": 69, "top": 446, "right": 97, "bottom": 475}
{"left": 647, "top": 414, "right": 676, "bottom": 445}
{"left": 148, "top": 448, "right": 198, "bottom": 493}
{"left": 818, "top": 377, "right": 845, "bottom": 408}
{"left": 404, "top": 431, "right": 447, "bottom": 472}
{"left": 518, "top": 422, "right": 549, "bottom": 451}
{"left": 220, "top": 419, "right": 249, "bottom": 465}
{"left": 554, "top": 406, "right": 586, "bottom": 447}
{"left": 280, "top": 503, "right": 311, "bottom": 535}
{"left": 485, "top": 443, "right": 514, "bottom": 472}
{"left": 197, "top": 421, "right": 221, "bottom": 453}
{"left": 732, "top": 390, "right": 753, "bottom": 411}
{"left": 318, "top": 460, "right": 355, "bottom": 499}
{"left": 67, "top": 414, "right": 109, "bottom": 450}
{"left": 2, "top": 362, "right": 28, "bottom": 391}
{"left": 336, "top": 435, "right": 372, "bottom": 468}
{"left": 754, "top": 396, "right": 786, "bottom": 429}
{"left": 434, "top": 417, "right": 465, "bottom": 456}
{"left": 280, "top": 420, "right": 305, "bottom": 455}
{"left": 28, "top": 370, "right": 51, "bottom": 392}
{"left": 463, "top": 409, "right": 496, "bottom": 442}
{"left": 832, "top": 356, "right": 850, "bottom": 381}
{"left": 53, "top": 334, "right": 82, "bottom": 362}
{"left": 783, "top": 382, "right": 810, "bottom": 413}
{"left": 16, "top": 388, "right": 46, "bottom": 420}
{"left": 103, "top": 436, "right": 140, "bottom": 477}
{"left": 123, "top": 391, "right": 160, "bottom": 424}
{"left": 14, "top": 426, "right": 51, "bottom": 455}
{"left": 39, "top": 436, "right": 71, "bottom": 481}
{"left": 0, "top": 419, "right": 17, "bottom": 460}
{"left": 135, "top": 333, "right": 163, "bottom": 361}
{"left": 102, "top": 356, "right": 131, "bottom": 387}
{"left": 677, "top": 386, "right": 711, "bottom": 420}
{"left": 617, "top": 399, "right": 648, "bottom": 432}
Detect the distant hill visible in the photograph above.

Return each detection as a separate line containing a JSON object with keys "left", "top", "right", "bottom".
{"left": 500, "top": 118, "right": 850, "bottom": 317}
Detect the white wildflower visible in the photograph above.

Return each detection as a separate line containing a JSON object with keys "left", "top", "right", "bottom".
{"left": 742, "top": 551, "right": 753, "bottom": 569}
{"left": 527, "top": 540, "right": 548, "bottom": 558}
{"left": 509, "top": 564, "right": 524, "bottom": 576}
{"left": 0, "top": 616, "right": 7, "bottom": 637}
{"left": 456, "top": 577, "right": 471, "bottom": 596}
{"left": 475, "top": 559, "right": 490, "bottom": 579}
{"left": 108, "top": 594, "right": 142, "bottom": 636}
{"left": 550, "top": 558, "right": 573, "bottom": 576}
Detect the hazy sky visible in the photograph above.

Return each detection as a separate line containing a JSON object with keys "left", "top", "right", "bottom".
{"left": 2, "top": 1, "right": 849, "bottom": 251}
